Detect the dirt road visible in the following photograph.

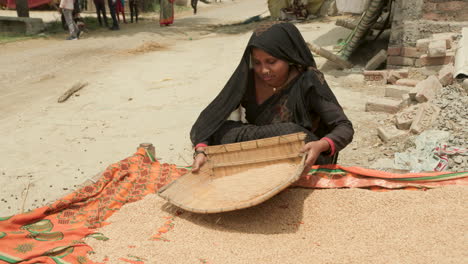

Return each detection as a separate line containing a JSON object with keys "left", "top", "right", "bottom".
{"left": 0, "top": 0, "right": 389, "bottom": 215}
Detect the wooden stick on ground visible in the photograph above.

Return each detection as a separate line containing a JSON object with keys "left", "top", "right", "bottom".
{"left": 58, "top": 81, "right": 88, "bottom": 103}
{"left": 307, "top": 42, "right": 353, "bottom": 69}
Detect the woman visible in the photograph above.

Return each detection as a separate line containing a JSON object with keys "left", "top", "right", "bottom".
{"left": 190, "top": 22, "right": 354, "bottom": 172}
{"left": 159, "top": 0, "right": 175, "bottom": 26}
{"left": 116, "top": 0, "right": 127, "bottom": 24}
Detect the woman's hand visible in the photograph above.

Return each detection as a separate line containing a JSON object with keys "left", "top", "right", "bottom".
{"left": 191, "top": 147, "right": 207, "bottom": 173}
{"left": 300, "top": 139, "right": 330, "bottom": 172}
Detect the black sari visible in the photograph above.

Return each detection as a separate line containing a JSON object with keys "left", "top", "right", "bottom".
{"left": 190, "top": 22, "right": 354, "bottom": 164}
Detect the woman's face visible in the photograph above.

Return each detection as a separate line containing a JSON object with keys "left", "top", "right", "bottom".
{"left": 251, "top": 48, "right": 290, "bottom": 88}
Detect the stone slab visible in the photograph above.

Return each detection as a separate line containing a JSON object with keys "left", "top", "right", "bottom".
{"left": 0, "top": 16, "right": 45, "bottom": 35}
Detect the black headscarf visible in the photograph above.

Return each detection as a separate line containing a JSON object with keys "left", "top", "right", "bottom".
{"left": 190, "top": 22, "right": 339, "bottom": 145}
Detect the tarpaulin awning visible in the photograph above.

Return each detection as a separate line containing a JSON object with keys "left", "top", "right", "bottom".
{"left": 0, "top": 0, "right": 52, "bottom": 9}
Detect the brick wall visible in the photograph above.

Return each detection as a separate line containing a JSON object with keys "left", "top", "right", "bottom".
{"left": 422, "top": 0, "right": 468, "bottom": 21}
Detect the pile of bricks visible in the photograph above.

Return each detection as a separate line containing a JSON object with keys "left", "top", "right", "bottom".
{"left": 363, "top": 38, "right": 459, "bottom": 143}
{"left": 386, "top": 33, "right": 458, "bottom": 68}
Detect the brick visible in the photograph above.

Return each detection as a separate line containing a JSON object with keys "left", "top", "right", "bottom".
{"left": 401, "top": 47, "right": 422, "bottom": 58}
{"left": 387, "top": 70, "right": 409, "bottom": 84}
{"left": 387, "top": 46, "right": 401, "bottom": 56}
{"left": 396, "top": 78, "right": 419, "bottom": 87}
{"left": 438, "top": 1, "right": 468, "bottom": 12}
{"left": 418, "top": 53, "right": 454, "bottom": 66}
{"left": 410, "top": 103, "right": 441, "bottom": 134}
{"left": 438, "top": 64, "right": 454, "bottom": 86}
{"left": 363, "top": 70, "right": 388, "bottom": 85}
{"left": 385, "top": 85, "right": 411, "bottom": 99}
{"left": 428, "top": 40, "right": 446, "bottom": 57}
{"left": 387, "top": 56, "right": 415, "bottom": 66}
{"left": 415, "top": 75, "right": 442, "bottom": 103}
{"left": 395, "top": 105, "right": 419, "bottom": 130}
{"left": 423, "top": 12, "right": 445, "bottom": 21}
{"left": 365, "top": 49, "right": 388, "bottom": 70}
{"left": 377, "top": 126, "right": 407, "bottom": 143}
{"left": 416, "top": 38, "right": 451, "bottom": 53}
{"left": 365, "top": 98, "right": 401, "bottom": 114}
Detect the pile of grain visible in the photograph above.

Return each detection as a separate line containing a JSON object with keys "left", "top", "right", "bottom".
{"left": 85, "top": 186, "right": 467, "bottom": 263}
{"left": 200, "top": 163, "right": 298, "bottom": 206}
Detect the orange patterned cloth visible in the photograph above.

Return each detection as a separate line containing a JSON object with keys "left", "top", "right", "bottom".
{"left": 0, "top": 148, "right": 187, "bottom": 264}
{"left": 0, "top": 148, "right": 466, "bottom": 263}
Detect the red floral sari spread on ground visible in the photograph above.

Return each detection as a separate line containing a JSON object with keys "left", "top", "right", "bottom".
{"left": 0, "top": 148, "right": 187, "bottom": 263}
{"left": 0, "top": 147, "right": 466, "bottom": 263}
{"left": 159, "top": 0, "right": 175, "bottom": 25}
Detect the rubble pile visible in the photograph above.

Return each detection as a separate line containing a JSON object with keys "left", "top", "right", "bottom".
{"left": 433, "top": 83, "right": 468, "bottom": 171}
{"left": 362, "top": 31, "right": 467, "bottom": 172}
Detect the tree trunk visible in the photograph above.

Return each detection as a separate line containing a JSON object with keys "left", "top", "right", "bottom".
{"left": 16, "top": 0, "right": 30, "bottom": 18}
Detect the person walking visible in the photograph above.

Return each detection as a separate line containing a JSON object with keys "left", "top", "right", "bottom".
{"left": 93, "top": 0, "right": 109, "bottom": 27}
{"left": 60, "top": 0, "right": 80, "bottom": 40}
{"left": 191, "top": 0, "right": 198, "bottom": 14}
{"left": 159, "top": 0, "right": 174, "bottom": 27}
{"left": 108, "top": 0, "right": 120, "bottom": 30}
{"left": 129, "top": 0, "right": 139, "bottom": 23}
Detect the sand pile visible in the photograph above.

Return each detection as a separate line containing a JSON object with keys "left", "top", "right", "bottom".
{"left": 85, "top": 186, "right": 467, "bottom": 264}
{"left": 126, "top": 42, "right": 167, "bottom": 54}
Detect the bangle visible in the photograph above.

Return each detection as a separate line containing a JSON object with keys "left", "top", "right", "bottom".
{"left": 193, "top": 150, "right": 207, "bottom": 159}
{"left": 195, "top": 143, "right": 208, "bottom": 149}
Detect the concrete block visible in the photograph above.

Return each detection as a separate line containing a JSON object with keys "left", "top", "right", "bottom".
{"left": 387, "top": 46, "right": 401, "bottom": 56}
{"left": 432, "top": 35, "right": 453, "bottom": 50}
{"left": 365, "top": 98, "right": 402, "bottom": 114}
{"left": 401, "top": 47, "right": 422, "bottom": 58}
{"left": 387, "top": 56, "right": 415, "bottom": 66}
{"left": 377, "top": 126, "right": 407, "bottom": 143}
{"left": 416, "top": 38, "right": 431, "bottom": 52}
{"left": 396, "top": 78, "right": 419, "bottom": 87}
{"left": 395, "top": 105, "right": 419, "bottom": 130}
{"left": 385, "top": 85, "right": 411, "bottom": 99}
{"left": 415, "top": 75, "right": 442, "bottom": 103}
{"left": 0, "top": 16, "right": 45, "bottom": 35}
{"left": 365, "top": 49, "right": 388, "bottom": 70}
{"left": 428, "top": 40, "right": 446, "bottom": 58}
{"left": 419, "top": 53, "right": 454, "bottom": 66}
{"left": 416, "top": 37, "right": 451, "bottom": 53}
{"left": 438, "top": 64, "right": 454, "bottom": 86}
{"left": 364, "top": 70, "right": 388, "bottom": 85}
{"left": 410, "top": 103, "right": 441, "bottom": 134}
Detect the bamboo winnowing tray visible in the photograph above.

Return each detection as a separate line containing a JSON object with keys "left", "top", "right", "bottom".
{"left": 157, "top": 133, "right": 307, "bottom": 214}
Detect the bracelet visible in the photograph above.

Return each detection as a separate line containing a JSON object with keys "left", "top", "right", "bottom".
{"left": 193, "top": 150, "right": 207, "bottom": 159}
{"left": 195, "top": 143, "right": 208, "bottom": 149}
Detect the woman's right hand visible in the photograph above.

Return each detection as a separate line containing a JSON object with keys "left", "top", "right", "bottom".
{"left": 191, "top": 148, "right": 207, "bottom": 173}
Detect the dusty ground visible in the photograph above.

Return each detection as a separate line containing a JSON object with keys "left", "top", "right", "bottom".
{"left": 0, "top": 0, "right": 465, "bottom": 232}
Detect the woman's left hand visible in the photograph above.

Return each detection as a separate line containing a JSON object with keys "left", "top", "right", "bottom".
{"left": 300, "top": 139, "right": 330, "bottom": 171}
